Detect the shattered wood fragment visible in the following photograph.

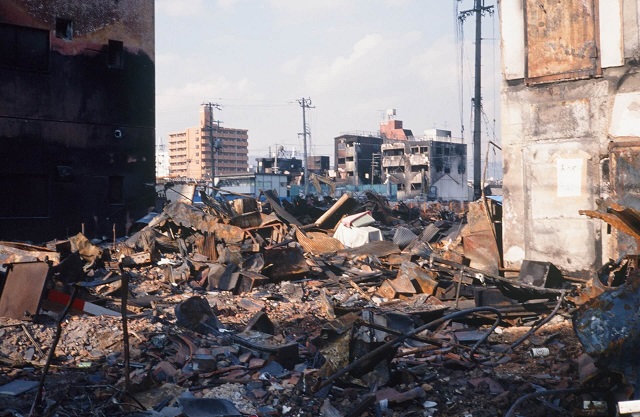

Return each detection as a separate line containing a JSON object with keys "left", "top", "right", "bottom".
{"left": 313, "top": 193, "right": 359, "bottom": 230}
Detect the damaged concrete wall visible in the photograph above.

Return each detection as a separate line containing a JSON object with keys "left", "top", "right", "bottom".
{"left": 499, "top": 0, "right": 640, "bottom": 278}
{"left": 0, "top": 0, "right": 155, "bottom": 242}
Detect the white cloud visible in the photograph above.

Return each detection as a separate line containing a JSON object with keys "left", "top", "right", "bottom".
{"left": 268, "top": 0, "right": 347, "bottom": 13}
{"left": 217, "top": 0, "right": 244, "bottom": 12}
{"left": 156, "top": 0, "right": 204, "bottom": 17}
{"left": 281, "top": 56, "right": 303, "bottom": 75}
{"left": 304, "top": 34, "right": 385, "bottom": 93}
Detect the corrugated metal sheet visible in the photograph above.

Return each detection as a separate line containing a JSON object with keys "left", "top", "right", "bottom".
{"left": 525, "top": 0, "right": 600, "bottom": 84}
{"left": 295, "top": 227, "right": 345, "bottom": 255}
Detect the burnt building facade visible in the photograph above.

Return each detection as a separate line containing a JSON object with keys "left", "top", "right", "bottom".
{"left": 499, "top": 0, "right": 640, "bottom": 278}
{"left": 334, "top": 133, "right": 384, "bottom": 186}
{"left": 0, "top": 1, "right": 155, "bottom": 242}
{"left": 382, "top": 136, "right": 467, "bottom": 201}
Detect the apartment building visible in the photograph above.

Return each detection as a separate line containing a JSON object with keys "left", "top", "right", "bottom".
{"left": 168, "top": 105, "right": 248, "bottom": 180}
{"left": 382, "top": 136, "right": 467, "bottom": 201}
{"left": 334, "top": 133, "right": 384, "bottom": 186}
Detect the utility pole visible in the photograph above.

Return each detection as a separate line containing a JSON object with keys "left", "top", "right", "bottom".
{"left": 297, "top": 97, "right": 314, "bottom": 196}
{"left": 202, "top": 102, "right": 222, "bottom": 182}
{"left": 459, "top": 0, "right": 493, "bottom": 200}
{"left": 354, "top": 142, "right": 360, "bottom": 189}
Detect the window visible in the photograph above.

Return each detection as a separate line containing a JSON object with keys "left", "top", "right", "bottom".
{"left": 55, "top": 18, "right": 73, "bottom": 40}
{"left": 108, "top": 40, "right": 124, "bottom": 69}
{"left": 0, "top": 23, "right": 49, "bottom": 71}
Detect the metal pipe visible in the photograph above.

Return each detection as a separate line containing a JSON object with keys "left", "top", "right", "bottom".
{"left": 30, "top": 285, "right": 79, "bottom": 416}
{"left": 509, "top": 290, "right": 566, "bottom": 351}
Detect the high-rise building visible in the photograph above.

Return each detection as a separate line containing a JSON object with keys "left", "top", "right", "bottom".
{"left": 168, "top": 105, "right": 248, "bottom": 180}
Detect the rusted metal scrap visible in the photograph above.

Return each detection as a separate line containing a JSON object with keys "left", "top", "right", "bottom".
{"left": 0, "top": 241, "right": 60, "bottom": 264}
{"left": 461, "top": 199, "right": 501, "bottom": 276}
{"left": 0, "top": 261, "right": 51, "bottom": 320}
{"left": 579, "top": 198, "right": 640, "bottom": 246}
{"left": 573, "top": 272, "right": 640, "bottom": 395}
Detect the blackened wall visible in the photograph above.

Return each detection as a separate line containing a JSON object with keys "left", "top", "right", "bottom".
{"left": 0, "top": 1, "right": 155, "bottom": 242}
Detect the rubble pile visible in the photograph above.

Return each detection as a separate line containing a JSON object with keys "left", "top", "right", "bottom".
{"left": 0, "top": 192, "right": 637, "bottom": 416}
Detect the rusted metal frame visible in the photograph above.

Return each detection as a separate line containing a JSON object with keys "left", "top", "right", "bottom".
{"left": 30, "top": 285, "right": 79, "bottom": 416}
{"left": 315, "top": 307, "right": 502, "bottom": 391}
{"left": 579, "top": 210, "right": 640, "bottom": 243}
{"left": 526, "top": 69, "right": 597, "bottom": 86}
{"left": 508, "top": 290, "right": 566, "bottom": 351}
{"left": 524, "top": 0, "right": 601, "bottom": 86}
{"left": 480, "top": 142, "right": 504, "bottom": 269}
{"left": 431, "top": 255, "right": 567, "bottom": 296}
{"left": 609, "top": 140, "right": 640, "bottom": 150}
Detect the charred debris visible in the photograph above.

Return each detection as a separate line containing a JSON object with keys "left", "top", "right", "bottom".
{"left": 0, "top": 191, "right": 639, "bottom": 416}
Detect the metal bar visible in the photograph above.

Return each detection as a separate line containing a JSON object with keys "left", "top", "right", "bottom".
{"left": 30, "top": 285, "right": 79, "bottom": 416}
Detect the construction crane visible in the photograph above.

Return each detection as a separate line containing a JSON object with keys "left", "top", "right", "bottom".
{"left": 309, "top": 173, "right": 336, "bottom": 197}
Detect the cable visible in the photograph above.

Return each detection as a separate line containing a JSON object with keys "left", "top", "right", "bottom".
{"left": 504, "top": 388, "right": 580, "bottom": 417}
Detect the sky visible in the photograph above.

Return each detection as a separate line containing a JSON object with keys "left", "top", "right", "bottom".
{"left": 155, "top": 0, "right": 502, "bottom": 176}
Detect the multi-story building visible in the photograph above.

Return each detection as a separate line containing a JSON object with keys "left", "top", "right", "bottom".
{"left": 382, "top": 130, "right": 467, "bottom": 201}
{"left": 0, "top": 0, "right": 155, "bottom": 241}
{"left": 334, "top": 133, "right": 384, "bottom": 186}
{"left": 168, "top": 104, "right": 248, "bottom": 180}
{"left": 156, "top": 144, "right": 170, "bottom": 178}
{"left": 307, "top": 155, "right": 330, "bottom": 175}
{"left": 379, "top": 109, "right": 414, "bottom": 140}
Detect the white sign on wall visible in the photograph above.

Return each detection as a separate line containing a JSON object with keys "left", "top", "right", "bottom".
{"left": 556, "top": 158, "right": 583, "bottom": 197}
